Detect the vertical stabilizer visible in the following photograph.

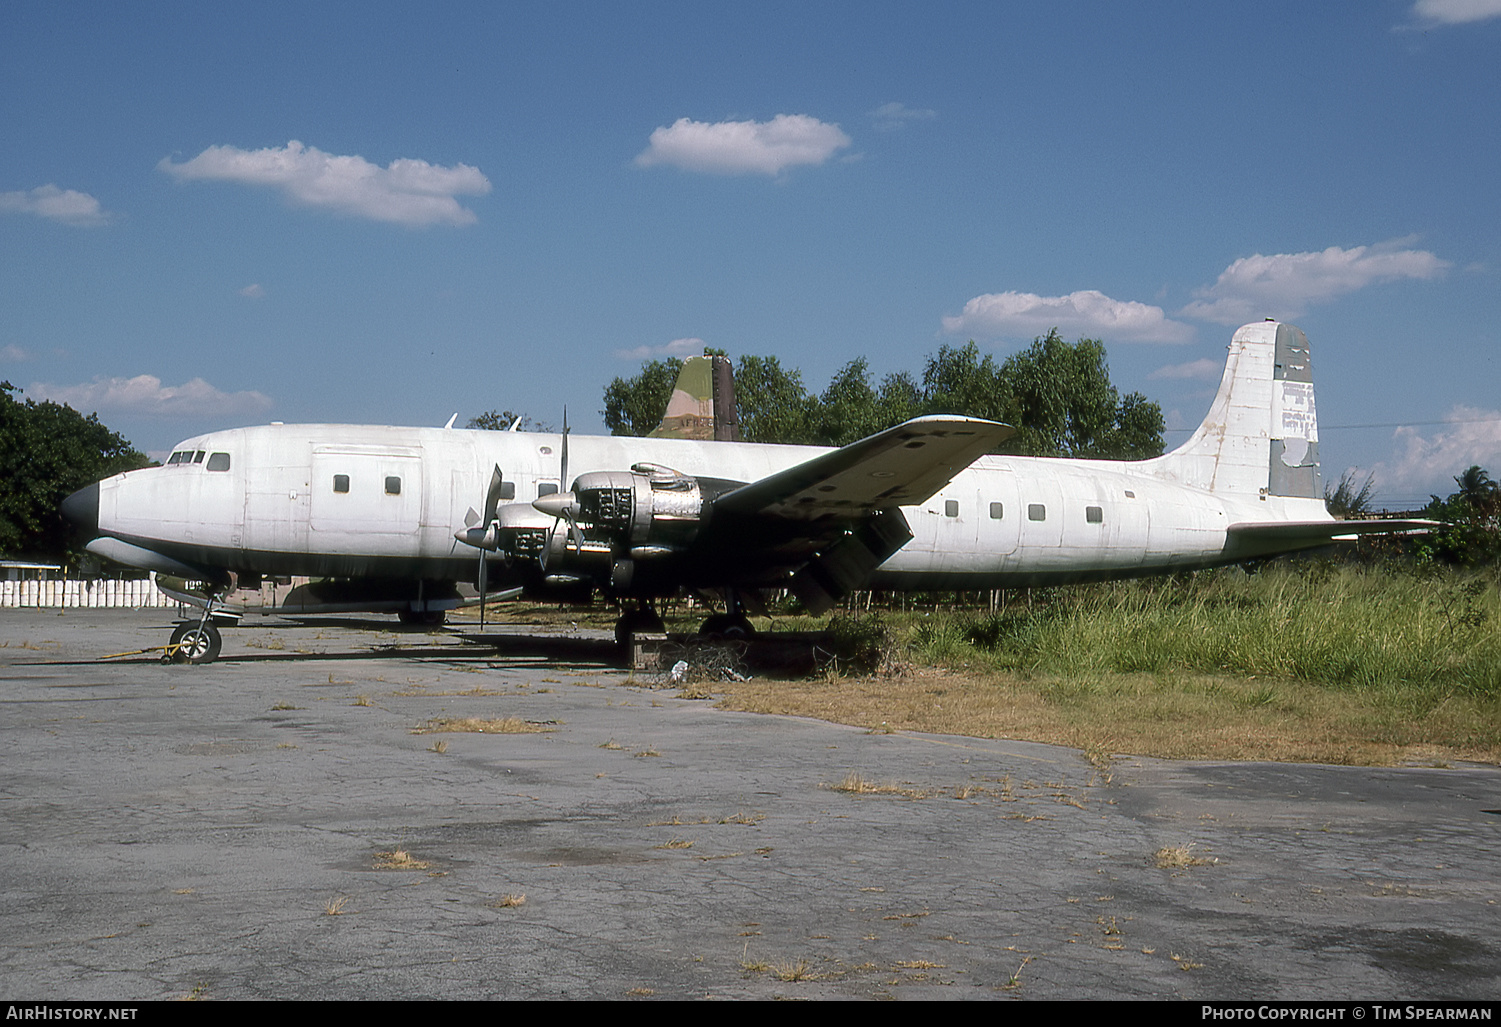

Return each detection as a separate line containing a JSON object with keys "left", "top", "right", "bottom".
{"left": 1145, "top": 321, "right": 1321, "bottom": 499}
{"left": 649, "top": 355, "right": 742, "bottom": 442}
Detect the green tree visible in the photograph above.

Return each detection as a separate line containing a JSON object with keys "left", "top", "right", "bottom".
{"left": 1419, "top": 465, "right": 1501, "bottom": 566}
{"left": 598, "top": 332, "right": 1163, "bottom": 457}
{"left": 993, "top": 331, "right": 1162, "bottom": 459}
{"left": 733, "top": 355, "right": 817, "bottom": 444}
{"left": 0, "top": 381, "right": 150, "bottom": 561}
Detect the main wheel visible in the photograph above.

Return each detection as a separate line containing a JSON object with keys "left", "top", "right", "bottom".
{"left": 398, "top": 609, "right": 447, "bottom": 627}
{"left": 700, "top": 613, "right": 755, "bottom": 640}
{"left": 615, "top": 606, "right": 666, "bottom": 648}
{"left": 168, "top": 622, "right": 222, "bottom": 665}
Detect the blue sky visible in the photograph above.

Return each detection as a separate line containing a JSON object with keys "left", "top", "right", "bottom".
{"left": 3, "top": 0, "right": 1498, "bottom": 508}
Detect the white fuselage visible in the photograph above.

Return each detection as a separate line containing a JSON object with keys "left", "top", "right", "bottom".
{"left": 91, "top": 422, "right": 1330, "bottom": 590}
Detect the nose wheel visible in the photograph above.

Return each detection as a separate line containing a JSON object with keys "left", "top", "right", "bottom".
{"left": 166, "top": 622, "right": 223, "bottom": 664}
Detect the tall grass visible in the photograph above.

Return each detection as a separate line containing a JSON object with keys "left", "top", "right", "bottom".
{"left": 908, "top": 564, "right": 1501, "bottom": 710}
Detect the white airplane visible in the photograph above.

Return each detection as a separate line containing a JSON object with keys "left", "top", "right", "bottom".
{"left": 63, "top": 319, "right": 1431, "bottom": 663}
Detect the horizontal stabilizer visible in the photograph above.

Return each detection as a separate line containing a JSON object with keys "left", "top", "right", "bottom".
{"left": 1228, "top": 519, "right": 1439, "bottom": 543}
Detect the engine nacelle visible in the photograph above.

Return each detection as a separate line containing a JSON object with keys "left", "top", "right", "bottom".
{"left": 568, "top": 465, "right": 706, "bottom": 552}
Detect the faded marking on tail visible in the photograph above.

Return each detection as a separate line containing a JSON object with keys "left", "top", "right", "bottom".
{"left": 649, "top": 355, "right": 742, "bottom": 442}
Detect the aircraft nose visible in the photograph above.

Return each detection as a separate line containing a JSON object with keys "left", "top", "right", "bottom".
{"left": 61, "top": 483, "right": 99, "bottom": 532}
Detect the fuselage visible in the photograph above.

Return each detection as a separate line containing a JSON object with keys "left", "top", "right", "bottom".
{"left": 84, "top": 421, "right": 1332, "bottom": 591}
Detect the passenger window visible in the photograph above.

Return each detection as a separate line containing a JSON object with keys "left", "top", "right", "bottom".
{"left": 989, "top": 502, "right": 1004, "bottom": 519}
{"left": 206, "top": 452, "right": 231, "bottom": 472}
{"left": 1027, "top": 503, "right": 1046, "bottom": 522}
{"left": 385, "top": 476, "right": 401, "bottom": 495}
{"left": 333, "top": 475, "right": 350, "bottom": 494}
{"left": 538, "top": 483, "right": 558, "bottom": 497}
{"left": 944, "top": 500, "right": 959, "bottom": 517}
{"left": 1086, "top": 505, "right": 1103, "bottom": 524}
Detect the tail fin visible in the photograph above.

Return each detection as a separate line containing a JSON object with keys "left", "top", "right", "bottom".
{"left": 1145, "top": 320, "right": 1321, "bottom": 499}
{"left": 648, "top": 355, "right": 742, "bottom": 442}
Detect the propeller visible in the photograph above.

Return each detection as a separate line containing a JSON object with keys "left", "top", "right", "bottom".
{"left": 534, "top": 408, "right": 582, "bottom": 571}
{"left": 455, "top": 464, "right": 507, "bottom": 628}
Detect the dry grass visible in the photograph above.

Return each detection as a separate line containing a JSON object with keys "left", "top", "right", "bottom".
{"left": 1154, "top": 844, "right": 1217, "bottom": 869}
{"left": 373, "top": 849, "right": 430, "bottom": 870}
{"left": 826, "top": 771, "right": 928, "bottom": 798}
{"left": 412, "top": 717, "right": 557, "bottom": 734}
{"left": 713, "top": 665, "right": 1501, "bottom": 766}
{"left": 656, "top": 838, "right": 694, "bottom": 850}
{"left": 323, "top": 896, "right": 349, "bottom": 916}
{"left": 488, "top": 893, "right": 526, "bottom": 908}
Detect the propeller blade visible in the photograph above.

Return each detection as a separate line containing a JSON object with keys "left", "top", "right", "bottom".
{"left": 482, "top": 465, "right": 505, "bottom": 525}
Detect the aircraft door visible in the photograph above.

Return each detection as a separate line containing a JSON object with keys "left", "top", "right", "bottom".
{"left": 310, "top": 448, "right": 423, "bottom": 546}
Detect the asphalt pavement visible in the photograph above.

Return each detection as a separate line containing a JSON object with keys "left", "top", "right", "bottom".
{"left": 1, "top": 609, "right": 1497, "bottom": 1001}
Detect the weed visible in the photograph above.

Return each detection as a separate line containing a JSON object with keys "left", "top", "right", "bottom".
{"left": 489, "top": 893, "right": 526, "bottom": 908}
{"left": 373, "top": 849, "right": 430, "bottom": 870}
{"left": 414, "top": 717, "right": 557, "bottom": 734}
{"left": 656, "top": 838, "right": 694, "bottom": 849}
{"left": 1154, "top": 844, "right": 1216, "bottom": 869}
{"left": 324, "top": 896, "right": 348, "bottom": 916}
{"left": 428, "top": 739, "right": 448, "bottom": 754}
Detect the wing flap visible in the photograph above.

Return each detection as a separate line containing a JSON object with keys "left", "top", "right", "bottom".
{"left": 711, "top": 415, "right": 1013, "bottom": 521}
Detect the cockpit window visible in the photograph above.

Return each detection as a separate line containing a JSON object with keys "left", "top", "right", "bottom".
{"left": 193, "top": 450, "right": 206, "bottom": 464}
{"left": 167, "top": 451, "right": 185, "bottom": 465}
{"left": 206, "top": 452, "right": 231, "bottom": 472}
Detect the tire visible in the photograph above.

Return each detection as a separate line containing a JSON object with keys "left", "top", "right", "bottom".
{"left": 398, "top": 609, "right": 446, "bottom": 626}
{"left": 700, "top": 613, "right": 754, "bottom": 640}
{"left": 169, "top": 622, "right": 222, "bottom": 665}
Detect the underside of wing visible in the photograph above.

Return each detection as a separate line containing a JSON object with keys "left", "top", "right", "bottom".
{"left": 710, "top": 415, "right": 1014, "bottom": 521}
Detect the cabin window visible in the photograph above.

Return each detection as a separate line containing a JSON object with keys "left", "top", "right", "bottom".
{"left": 1086, "top": 505, "right": 1103, "bottom": 524}
{"left": 385, "top": 476, "right": 401, "bottom": 495}
{"left": 989, "top": 502, "right": 1004, "bottom": 519}
{"left": 1027, "top": 503, "right": 1046, "bottom": 522}
{"left": 538, "top": 482, "right": 558, "bottom": 497}
{"left": 1124, "top": 490, "right": 1135, "bottom": 498}
{"left": 193, "top": 450, "right": 206, "bottom": 464}
{"left": 333, "top": 474, "right": 350, "bottom": 494}
{"left": 206, "top": 452, "right": 231, "bottom": 472}
{"left": 944, "top": 500, "right": 959, "bottom": 518}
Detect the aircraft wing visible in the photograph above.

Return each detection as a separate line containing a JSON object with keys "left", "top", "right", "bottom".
{"left": 710, "top": 415, "right": 1014, "bottom": 521}
{"left": 1227, "top": 518, "right": 1440, "bottom": 543}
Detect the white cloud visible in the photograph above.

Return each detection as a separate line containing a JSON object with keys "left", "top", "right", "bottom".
{"left": 27, "top": 375, "right": 273, "bottom": 418}
{"left": 1411, "top": 0, "right": 1501, "bottom": 24}
{"left": 870, "top": 102, "right": 937, "bottom": 131}
{"left": 942, "top": 289, "right": 1196, "bottom": 343}
{"left": 238, "top": 283, "right": 265, "bottom": 299}
{"left": 1179, "top": 241, "right": 1449, "bottom": 325}
{"left": 2, "top": 344, "right": 31, "bottom": 362}
{"left": 158, "top": 141, "right": 491, "bottom": 226}
{"left": 613, "top": 337, "right": 707, "bottom": 361}
{"left": 1149, "top": 357, "right": 1222, "bottom": 381}
{"left": 635, "top": 115, "right": 851, "bottom": 176}
{"left": 0, "top": 184, "right": 111, "bottom": 226}
{"left": 1368, "top": 405, "right": 1501, "bottom": 499}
